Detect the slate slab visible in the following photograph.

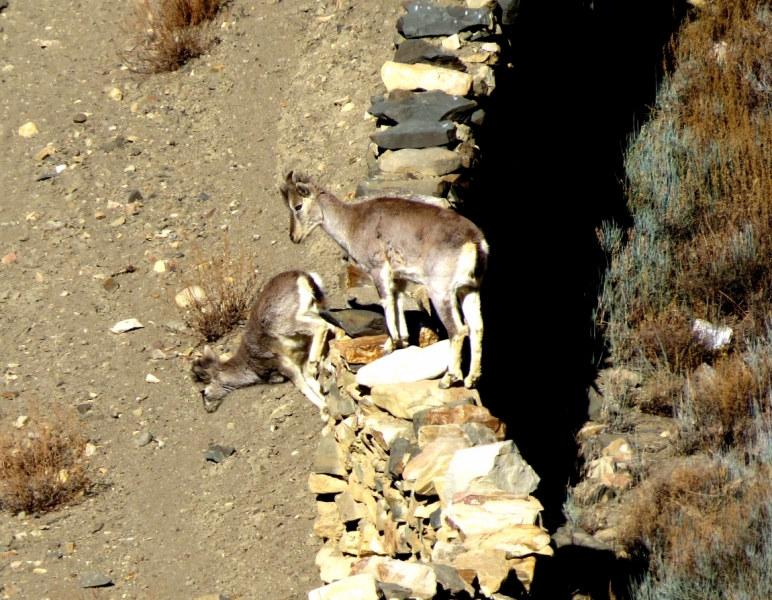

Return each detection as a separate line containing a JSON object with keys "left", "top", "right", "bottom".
{"left": 368, "top": 90, "right": 477, "bottom": 124}
{"left": 393, "top": 39, "right": 465, "bottom": 70}
{"left": 371, "top": 119, "right": 456, "bottom": 150}
{"left": 397, "top": 2, "right": 492, "bottom": 38}
{"left": 321, "top": 308, "right": 386, "bottom": 338}
{"left": 80, "top": 572, "right": 113, "bottom": 588}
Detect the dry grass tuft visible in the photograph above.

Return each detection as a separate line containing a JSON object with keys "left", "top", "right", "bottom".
{"left": 0, "top": 408, "right": 92, "bottom": 514}
{"left": 177, "top": 237, "right": 258, "bottom": 342}
{"left": 121, "top": 0, "right": 229, "bottom": 74}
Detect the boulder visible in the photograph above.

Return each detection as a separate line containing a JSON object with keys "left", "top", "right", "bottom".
{"left": 463, "top": 524, "right": 553, "bottom": 558}
{"left": 397, "top": 1, "right": 493, "bottom": 38}
{"left": 308, "top": 574, "right": 382, "bottom": 600}
{"left": 309, "top": 473, "right": 349, "bottom": 495}
{"left": 444, "top": 492, "right": 544, "bottom": 535}
{"left": 356, "top": 175, "right": 450, "bottom": 199}
{"left": 443, "top": 441, "right": 540, "bottom": 503}
{"left": 379, "top": 147, "right": 462, "bottom": 177}
{"left": 357, "top": 341, "right": 450, "bottom": 388}
{"left": 351, "top": 556, "right": 438, "bottom": 600}
{"left": 402, "top": 436, "right": 471, "bottom": 495}
{"left": 371, "top": 120, "right": 456, "bottom": 150}
{"left": 368, "top": 90, "right": 477, "bottom": 124}
{"left": 371, "top": 379, "right": 480, "bottom": 420}
{"left": 381, "top": 61, "right": 473, "bottom": 97}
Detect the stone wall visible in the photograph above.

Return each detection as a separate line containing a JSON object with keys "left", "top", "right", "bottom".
{"left": 306, "top": 2, "right": 549, "bottom": 599}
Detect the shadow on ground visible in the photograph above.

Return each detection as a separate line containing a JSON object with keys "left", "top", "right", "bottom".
{"left": 463, "top": 0, "right": 689, "bottom": 597}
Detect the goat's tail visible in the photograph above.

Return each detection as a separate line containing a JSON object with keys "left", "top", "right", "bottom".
{"left": 302, "top": 272, "right": 326, "bottom": 306}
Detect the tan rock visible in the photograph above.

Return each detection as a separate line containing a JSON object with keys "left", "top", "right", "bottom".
{"left": 371, "top": 380, "right": 480, "bottom": 420}
{"left": 18, "top": 121, "right": 39, "bottom": 137}
{"left": 379, "top": 148, "right": 462, "bottom": 178}
{"left": 309, "top": 473, "right": 349, "bottom": 495}
{"left": 333, "top": 335, "right": 389, "bottom": 365}
{"left": 431, "top": 540, "right": 466, "bottom": 563}
{"left": 442, "top": 34, "right": 462, "bottom": 50}
{"left": 588, "top": 455, "right": 616, "bottom": 481}
{"left": 417, "top": 423, "right": 471, "bottom": 448}
{"left": 336, "top": 491, "right": 367, "bottom": 523}
{"left": 338, "top": 530, "right": 362, "bottom": 555}
{"left": 508, "top": 556, "right": 537, "bottom": 592}
{"left": 362, "top": 411, "right": 412, "bottom": 450}
{"left": 175, "top": 285, "right": 208, "bottom": 309}
{"left": 463, "top": 524, "right": 553, "bottom": 558}
{"left": 308, "top": 573, "right": 381, "bottom": 600}
{"left": 444, "top": 492, "right": 544, "bottom": 535}
{"left": 314, "top": 504, "right": 346, "bottom": 540}
{"left": 319, "top": 555, "right": 357, "bottom": 583}
{"left": 351, "top": 556, "right": 437, "bottom": 599}
{"left": 600, "top": 471, "right": 633, "bottom": 490}
{"left": 314, "top": 434, "right": 348, "bottom": 477}
{"left": 452, "top": 549, "right": 510, "bottom": 597}
{"left": 402, "top": 437, "right": 471, "bottom": 495}
{"left": 108, "top": 87, "right": 123, "bottom": 101}
{"left": 381, "top": 61, "right": 472, "bottom": 96}
{"left": 443, "top": 441, "right": 540, "bottom": 504}
{"left": 35, "top": 145, "right": 55, "bottom": 161}
{"left": 469, "top": 64, "right": 496, "bottom": 96}
{"left": 423, "top": 404, "right": 506, "bottom": 440}
{"left": 603, "top": 438, "right": 634, "bottom": 463}
{"left": 358, "top": 521, "right": 388, "bottom": 556}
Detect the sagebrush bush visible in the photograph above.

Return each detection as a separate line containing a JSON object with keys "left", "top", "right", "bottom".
{"left": 599, "top": 0, "right": 772, "bottom": 422}
{"left": 121, "top": 0, "right": 229, "bottom": 73}
{"left": 0, "top": 410, "right": 91, "bottom": 514}
{"left": 178, "top": 238, "right": 258, "bottom": 342}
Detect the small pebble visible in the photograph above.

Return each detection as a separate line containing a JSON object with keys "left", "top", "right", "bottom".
{"left": 136, "top": 431, "right": 153, "bottom": 447}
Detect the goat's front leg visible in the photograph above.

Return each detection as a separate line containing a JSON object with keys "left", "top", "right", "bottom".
{"left": 299, "top": 315, "right": 335, "bottom": 379}
{"left": 374, "top": 263, "right": 404, "bottom": 352}
{"left": 279, "top": 356, "right": 331, "bottom": 427}
{"left": 395, "top": 280, "right": 410, "bottom": 343}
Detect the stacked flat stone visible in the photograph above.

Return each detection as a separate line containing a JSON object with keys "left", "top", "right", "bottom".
{"left": 308, "top": 320, "right": 549, "bottom": 599}
{"left": 358, "top": 0, "right": 504, "bottom": 204}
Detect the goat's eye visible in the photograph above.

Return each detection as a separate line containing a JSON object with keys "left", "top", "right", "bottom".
{"left": 294, "top": 204, "right": 303, "bottom": 212}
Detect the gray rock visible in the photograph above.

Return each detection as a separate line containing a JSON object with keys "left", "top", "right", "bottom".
{"left": 471, "top": 108, "right": 486, "bottom": 126}
{"left": 127, "top": 189, "right": 143, "bottom": 202}
{"left": 321, "top": 309, "right": 386, "bottom": 338}
{"left": 313, "top": 434, "right": 347, "bottom": 477}
{"left": 429, "top": 506, "right": 442, "bottom": 529}
{"left": 388, "top": 437, "right": 421, "bottom": 478}
{"left": 498, "top": 0, "right": 520, "bottom": 25}
{"left": 0, "top": 0, "right": 7, "bottom": 12}
{"left": 199, "top": 192, "right": 211, "bottom": 201}
{"left": 136, "top": 431, "right": 154, "bottom": 447}
{"left": 76, "top": 403, "right": 93, "bottom": 415}
{"left": 72, "top": 113, "right": 88, "bottom": 123}
{"left": 427, "top": 563, "right": 467, "bottom": 594}
{"left": 36, "top": 172, "right": 59, "bottom": 181}
{"left": 101, "top": 137, "right": 126, "bottom": 153}
{"left": 398, "top": 2, "right": 492, "bottom": 38}
{"left": 80, "top": 572, "right": 113, "bottom": 588}
{"left": 204, "top": 444, "right": 235, "bottom": 463}
{"left": 377, "top": 582, "right": 412, "bottom": 600}
{"left": 369, "top": 90, "right": 477, "bottom": 124}
{"left": 393, "top": 39, "right": 465, "bottom": 70}
{"left": 356, "top": 175, "right": 450, "bottom": 199}
{"left": 371, "top": 120, "right": 456, "bottom": 150}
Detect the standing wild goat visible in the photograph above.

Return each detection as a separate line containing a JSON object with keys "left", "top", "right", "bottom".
{"left": 191, "top": 270, "right": 335, "bottom": 425}
{"left": 280, "top": 171, "right": 488, "bottom": 388}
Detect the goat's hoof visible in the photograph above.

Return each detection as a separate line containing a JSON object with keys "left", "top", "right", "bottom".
{"left": 463, "top": 374, "right": 479, "bottom": 389}
{"left": 438, "top": 373, "right": 460, "bottom": 389}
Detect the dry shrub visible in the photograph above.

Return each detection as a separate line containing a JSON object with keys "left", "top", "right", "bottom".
{"left": 121, "top": 0, "right": 229, "bottom": 73}
{"left": 622, "top": 454, "right": 772, "bottom": 598}
{"left": 0, "top": 409, "right": 91, "bottom": 514}
{"left": 177, "top": 238, "right": 258, "bottom": 342}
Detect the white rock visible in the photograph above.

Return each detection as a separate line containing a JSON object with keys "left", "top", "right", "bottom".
{"left": 692, "top": 318, "right": 732, "bottom": 350}
{"left": 109, "top": 318, "right": 144, "bottom": 334}
{"left": 381, "top": 61, "right": 472, "bottom": 96}
{"left": 153, "top": 260, "right": 167, "bottom": 273}
{"left": 441, "top": 34, "right": 462, "bottom": 50}
{"left": 356, "top": 340, "right": 449, "bottom": 387}
{"left": 351, "top": 557, "right": 437, "bottom": 599}
{"left": 108, "top": 87, "right": 123, "bottom": 101}
{"left": 145, "top": 374, "right": 160, "bottom": 383}
{"left": 444, "top": 492, "right": 544, "bottom": 535}
{"left": 308, "top": 573, "right": 381, "bottom": 600}
{"left": 443, "top": 441, "right": 540, "bottom": 504}
{"left": 13, "top": 415, "right": 28, "bottom": 429}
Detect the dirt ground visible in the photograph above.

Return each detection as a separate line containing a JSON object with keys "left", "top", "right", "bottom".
{"left": 0, "top": 0, "right": 400, "bottom": 597}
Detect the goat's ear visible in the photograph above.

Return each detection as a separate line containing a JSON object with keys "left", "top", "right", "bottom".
{"left": 279, "top": 183, "right": 288, "bottom": 201}
{"left": 202, "top": 345, "right": 219, "bottom": 364}
{"left": 296, "top": 182, "right": 312, "bottom": 198}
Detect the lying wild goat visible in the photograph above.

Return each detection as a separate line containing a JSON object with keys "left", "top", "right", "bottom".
{"left": 191, "top": 270, "right": 335, "bottom": 425}
{"left": 280, "top": 171, "right": 488, "bottom": 388}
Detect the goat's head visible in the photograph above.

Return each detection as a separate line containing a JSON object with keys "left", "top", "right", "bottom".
{"left": 191, "top": 346, "right": 229, "bottom": 413}
{"left": 279, "top": 170, "right": 324, "bottom": 244}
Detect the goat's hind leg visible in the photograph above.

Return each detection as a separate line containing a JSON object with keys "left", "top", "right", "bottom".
{"left": 461, "top": 288, "right": 483, "bottom": 388}
{"left": 279, "top": 355, "right": 331, "bottom": 426}
{"left": 374, "top": 264, "right": 404, "bottom": 352}
{"left": 431, "top": 287, "right": 468, "bottom": 388}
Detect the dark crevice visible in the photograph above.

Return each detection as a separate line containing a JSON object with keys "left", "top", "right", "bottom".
{"left": 459, "top": 0, "right": 689, "bottom": 596}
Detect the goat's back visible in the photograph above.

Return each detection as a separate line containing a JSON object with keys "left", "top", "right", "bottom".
{"left": 248, "top": 270, "right": 324, "bottom": 337}
{"left": 340, "top": 196, "right": 487, "bottom": 277}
